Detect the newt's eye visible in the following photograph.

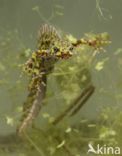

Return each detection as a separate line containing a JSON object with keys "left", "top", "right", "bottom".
{"left": 69, "top": 46, "right": 74, "bottom": 51}
{"left": 53, "top": 47, "right": 59, "bottom": 53}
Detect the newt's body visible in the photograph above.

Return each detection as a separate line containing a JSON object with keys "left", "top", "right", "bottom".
{"left": 17, "top": 24, "right": 110, "bottom": 135}
{"left": 17, "top": 24, "right": 74, "bottom": 135}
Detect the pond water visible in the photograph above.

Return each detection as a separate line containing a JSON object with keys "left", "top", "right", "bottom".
{"left": 0, "top": 0, "right": 122, "bottom": 156}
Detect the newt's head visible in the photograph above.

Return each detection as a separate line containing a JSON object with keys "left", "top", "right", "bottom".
{"left": 37, "top": 24, "right": 74, "bottom": 59}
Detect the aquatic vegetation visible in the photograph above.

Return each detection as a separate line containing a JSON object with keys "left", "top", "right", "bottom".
{"left": 0, "top": 23, "right": 121, "bottom": 156}
{"left": 0, "top": 1, "right": 122, "bottom": 155}
{"left": 16, "top": 24, "right": 110, "bottom": 136}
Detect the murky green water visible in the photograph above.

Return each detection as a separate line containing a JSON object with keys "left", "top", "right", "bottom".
{"left": 0, "top": 0, "right": 122, "bottom": 156}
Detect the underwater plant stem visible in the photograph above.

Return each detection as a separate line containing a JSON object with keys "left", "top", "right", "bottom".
{"left": 24, "top": 132, "right": 46, "bottom": 156}
{"left": 52, "top": 85, "right": 95, "bottom": 125}
{"left": 70, "top": 85, "right": 95, "bottom": 116}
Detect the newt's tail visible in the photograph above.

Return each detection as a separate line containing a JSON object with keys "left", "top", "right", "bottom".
{"left": 17, "top": 74, "right": 47, "bottom": 136}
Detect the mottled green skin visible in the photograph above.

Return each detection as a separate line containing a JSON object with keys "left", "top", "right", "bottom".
{"left": 18, "top": 24, "right": 110, "bottom": 135}
{"left": 17, "top": 24, "right": 74, "bottom": 134}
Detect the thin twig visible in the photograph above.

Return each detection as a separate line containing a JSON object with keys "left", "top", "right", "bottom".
{"left": 52, "top": 85, "right": 95, "bottom": 125}
{"left": 70, "top": 85, "right": 95, "bottom": 116}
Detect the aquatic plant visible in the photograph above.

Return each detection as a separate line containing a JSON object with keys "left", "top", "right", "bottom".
{"left": 0, "top": 1, "right": 122, "bottom": 155}
{"left": 17, "top": 24, "right": 110, "bottom": 136}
